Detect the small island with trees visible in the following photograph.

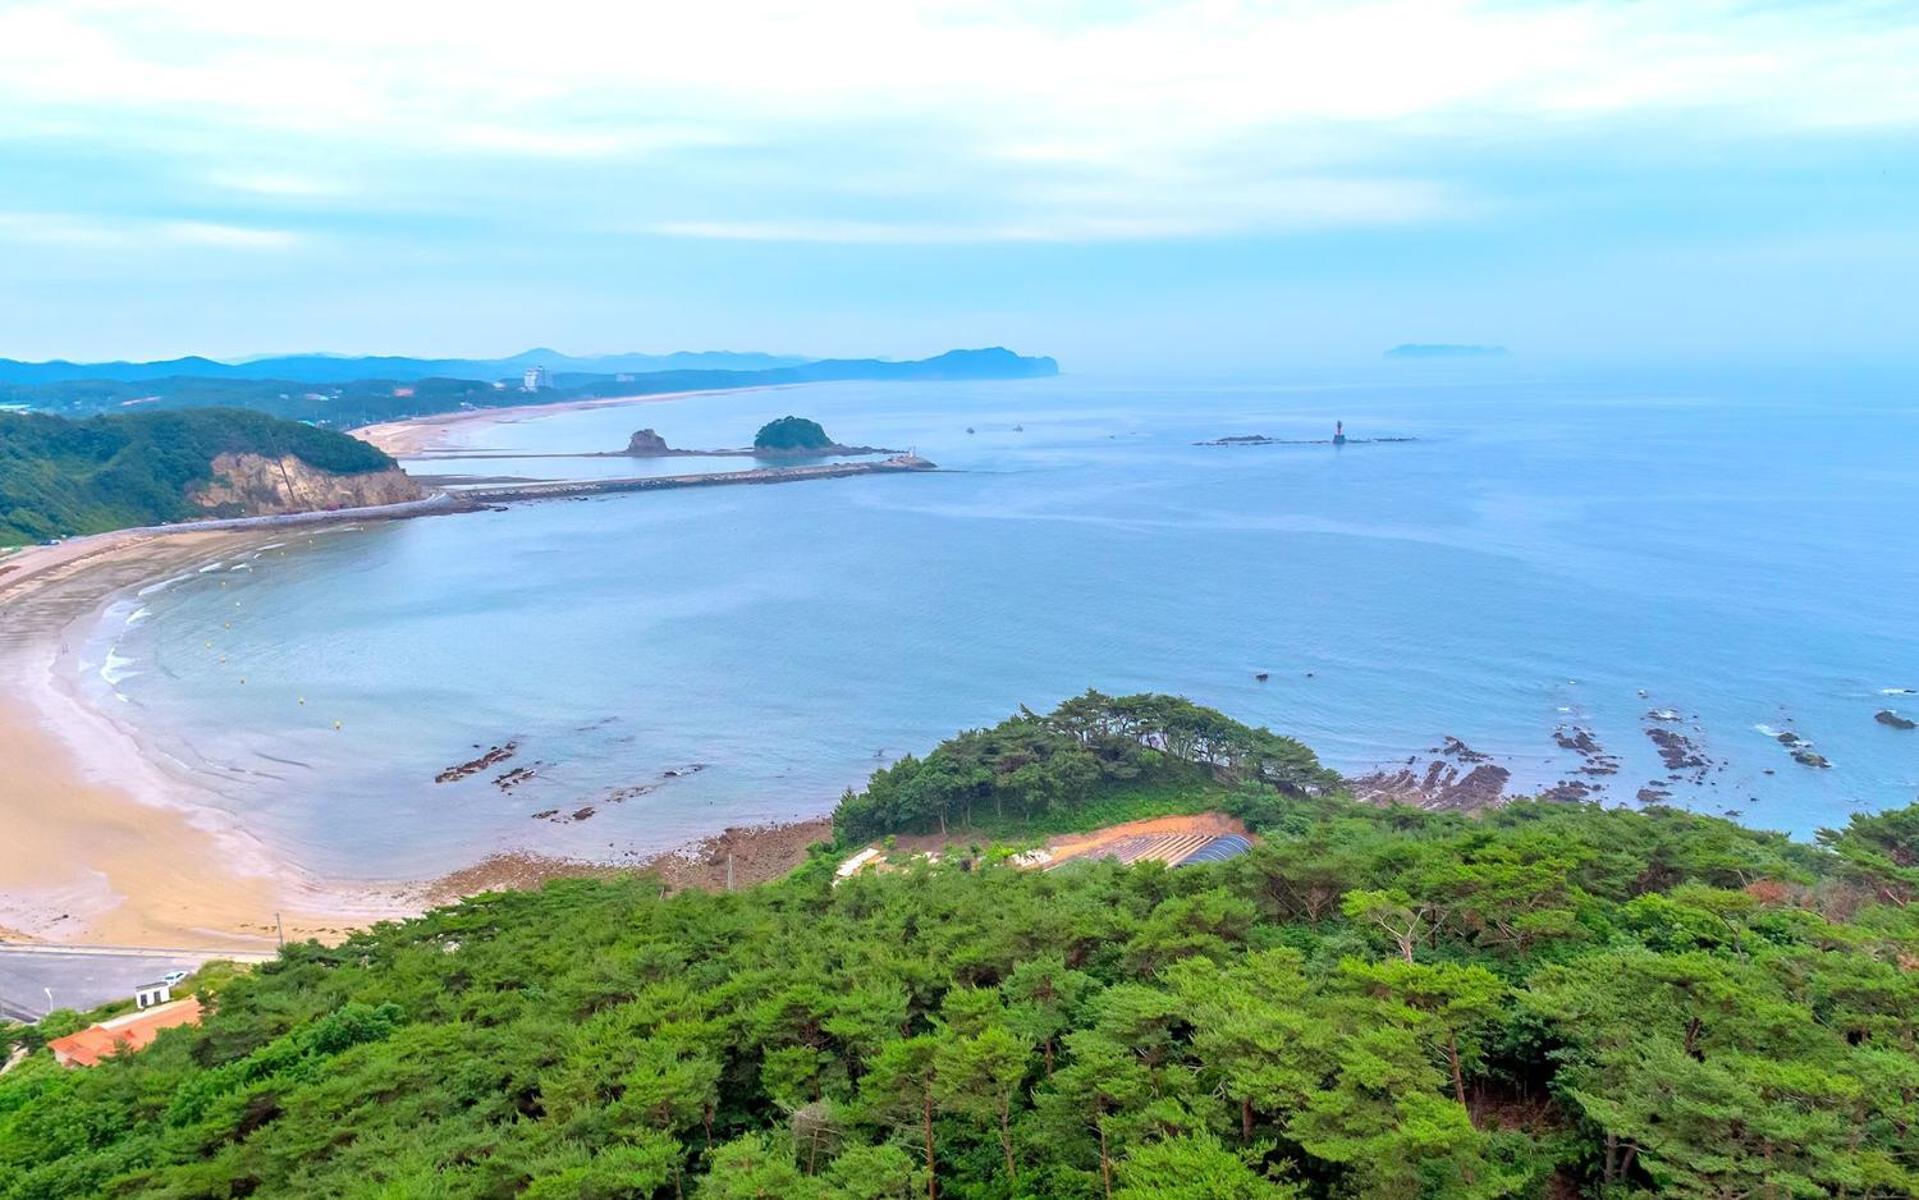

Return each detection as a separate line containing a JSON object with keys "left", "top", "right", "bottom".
{"left": 614, "top": 416, "right": 903, "bottom": 459}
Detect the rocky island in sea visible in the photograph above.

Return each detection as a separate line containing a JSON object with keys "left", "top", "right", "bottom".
{"left": 613, "top": 416, "right": 902, "bottom": 459}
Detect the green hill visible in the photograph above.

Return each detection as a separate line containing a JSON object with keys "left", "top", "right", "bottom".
{"left": 0, "top": 408, "right": 399, "bottom": 545}
{"left": 752, "top": 416, "right": 835, "bottom": 452}
{"left": 3, "top": 698, "right": 1915, "bottom": 1199}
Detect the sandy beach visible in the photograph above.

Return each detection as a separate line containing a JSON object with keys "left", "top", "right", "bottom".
{"left": 0, "top": 532, "right": 388, "bottom": 948}
{"left": 0, "top": 514, "right": 827, "bottom": 950}
{"left": 353, "top": 383, "right": 792, "bottom": 456}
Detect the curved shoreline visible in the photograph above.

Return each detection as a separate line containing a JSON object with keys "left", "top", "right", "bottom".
{"left": 0, "top": 529, "right": 420, "bottom": 947}
{"left": 351, "top": 381, "right": 798, "bottom": 456}
{"left": 0, "top": 522, "right": 835, "bottom": 949}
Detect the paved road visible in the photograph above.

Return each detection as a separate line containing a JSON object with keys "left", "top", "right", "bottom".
{"left": 0, "top": 944, "right": 273, "bottom": 1022}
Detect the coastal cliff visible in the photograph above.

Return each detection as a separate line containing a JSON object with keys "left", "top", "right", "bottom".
{"left": 0, "top": 407, "right": 414, "bottom": 544}
{"left": 188, "top": 453, "right": 422, "bottom": 516}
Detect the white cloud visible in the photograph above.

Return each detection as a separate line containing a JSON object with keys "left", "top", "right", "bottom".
{"left": 0, "top": 211, "right": 302, "bottom": 252}
{"left": 5, "top": 0, "right": 1914, "bottom": 137}
{"left": 643, "top": 177, "right": 1457, "bottom": 243}
{"left": 160, "top": 220, "right": 302, "bottom": 250}
{"left": 206, "top": 171, "right": 344, "bottom": 198}
{"left": 0, "top": 1, "right": 1914, "bottom": 245}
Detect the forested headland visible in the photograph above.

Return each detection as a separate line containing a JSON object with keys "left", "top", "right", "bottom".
{"left": 0, "top": 409, "right": 402, "bottom": 545}
{"left": 834, "top": 691, "right": 1337, "bottom": 842}
{"left": 3, "top": 697, "right": 1917, "bottom": 1199}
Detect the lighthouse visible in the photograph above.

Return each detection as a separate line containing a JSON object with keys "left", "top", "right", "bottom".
{"left": 1333, "top": 420, "right": 1347, "bottom": 446}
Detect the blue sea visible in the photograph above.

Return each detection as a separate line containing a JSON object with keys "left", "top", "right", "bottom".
{"left": 85, "top": 367, "right": 1919, "bottom": 878}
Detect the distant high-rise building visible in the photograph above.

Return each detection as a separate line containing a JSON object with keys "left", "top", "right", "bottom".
{"left": 522, "top": 366, "right": 549, "bottom": 392}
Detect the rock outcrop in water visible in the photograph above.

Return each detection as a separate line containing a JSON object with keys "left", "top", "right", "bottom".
{"left": 613, "top": 421, "right": 901, "bottom": 459}
{"left": 624, "top": 428, "right": 673, "bottom": 455}
{"left": 1347, "top": 737, "right": 1511, "bottom": 811}
{"left": 1875, "top": 710, "right": 1915, "bottom": 731}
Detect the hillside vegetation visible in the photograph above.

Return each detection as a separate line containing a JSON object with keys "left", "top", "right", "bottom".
{"left": 833, "top": 691, "right": 1337, "bottom": 842}
{"left": 0, "top": 409, "right": 398, "bottom": 545}
{"left": 752, "top": 417, "right": 835, "bottom": 452}
{"left": 2, "top": 348, "right": 1060, "bottom": 427}
{"left": 3, "top": 698, "right": 1916, "bottom": 1199}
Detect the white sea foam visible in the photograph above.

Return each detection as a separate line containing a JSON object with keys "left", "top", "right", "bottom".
{"left": 137, "top": 572, "right": 193, "bottom": 597}
{"left": 125, "top": 605, "right": 151, "bottom": 626}
{"left": 196, "top": 561, "right": 225, "bottom": 574}
{"left": 100, "top": 648, "right": 141, "bottom": 686}
{"left": 1882, "top": 687, "right": 1916, "bottom": 695}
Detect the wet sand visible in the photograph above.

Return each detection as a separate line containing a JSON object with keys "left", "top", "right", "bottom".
{"left": 0, "top": 531, "right": 405, "bottom": 948}
{"left": 0, "top": 528, "right": 831, "bottom": 949}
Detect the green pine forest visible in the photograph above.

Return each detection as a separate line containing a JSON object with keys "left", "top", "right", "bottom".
{"left": 4, "top": 693, "right": 1917, "bottom": 1199}
{"left": 0, "top": 409, "right": 397, "bottom": 546}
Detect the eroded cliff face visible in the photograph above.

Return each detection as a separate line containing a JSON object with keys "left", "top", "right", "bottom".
{"left": 188, "top": 453, "right": 423, "bottom": 516}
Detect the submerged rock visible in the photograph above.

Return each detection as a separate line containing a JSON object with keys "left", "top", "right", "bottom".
{"left": 1875, "top": 709, "right": 1916, "bottom": 731}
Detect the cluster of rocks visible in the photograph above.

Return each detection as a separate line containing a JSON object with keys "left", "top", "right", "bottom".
{"left": 1554, "top": 725, "right": 1621, "bottom": 776}
{"left": 524, "top": 763, "right": 711, "bottom": 825}
{"left": 1771, "top": 729, "right": 1831, "bottom": 769}
{"left": 1352, "top": 687, "right": 1907, "bottom": 817}
{"left": 435, "top": 742, "right": 517, "bottom": 784}
{"left": 1347, "top": 737, "right": 1511, "bottom": 812}
{"left": 1645, "top": 727, "right": 1710, "bottom": 778}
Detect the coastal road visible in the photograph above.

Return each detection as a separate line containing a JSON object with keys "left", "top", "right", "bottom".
{"left": 0, "top": 943, "right": 276, "bottom": 1022}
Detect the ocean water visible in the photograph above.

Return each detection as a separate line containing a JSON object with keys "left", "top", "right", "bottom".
{"left": 85, "top": 367, "right": 1919, "bottom": 878}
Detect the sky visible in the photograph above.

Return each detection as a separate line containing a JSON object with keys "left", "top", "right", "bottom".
{"left": 2, "top": 0, "right": 1917, "bottom": 370}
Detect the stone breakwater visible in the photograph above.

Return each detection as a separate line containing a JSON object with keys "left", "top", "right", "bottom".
{"left": 455, "top": 455, "right": 937, "bottom": 504}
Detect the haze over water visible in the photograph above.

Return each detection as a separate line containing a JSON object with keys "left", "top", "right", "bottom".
{"left": 85, "top": 368, "right": 1919, "bottom": 878}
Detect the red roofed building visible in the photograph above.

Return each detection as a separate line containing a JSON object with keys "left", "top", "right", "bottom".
{"left": 47, "top": 998, "right": 203, "bottom": 1068}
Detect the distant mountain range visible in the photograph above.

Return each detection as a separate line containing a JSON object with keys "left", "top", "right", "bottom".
{"left": 1383, "top": 343, "right": 1510, "bottom": 359}
{"left": 0, "top": 348, "right": 812, "bottom": 386}
{"left": 0, "top": 347, "right": 1061, "bottom": 427}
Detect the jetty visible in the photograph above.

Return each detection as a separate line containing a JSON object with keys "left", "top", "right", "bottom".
{"left": 455, "top": 454, "right": 936, "bottom": 505}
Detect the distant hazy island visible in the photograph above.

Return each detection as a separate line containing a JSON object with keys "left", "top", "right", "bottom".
{"left": 0, "top": 408, "right": 417, "bottom": 545}
{"left": 0, "top": 346, "right": 1060, "bottom": 428}
{"left": 1384, "top": 343, "right": 1510, "bottom": 359}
